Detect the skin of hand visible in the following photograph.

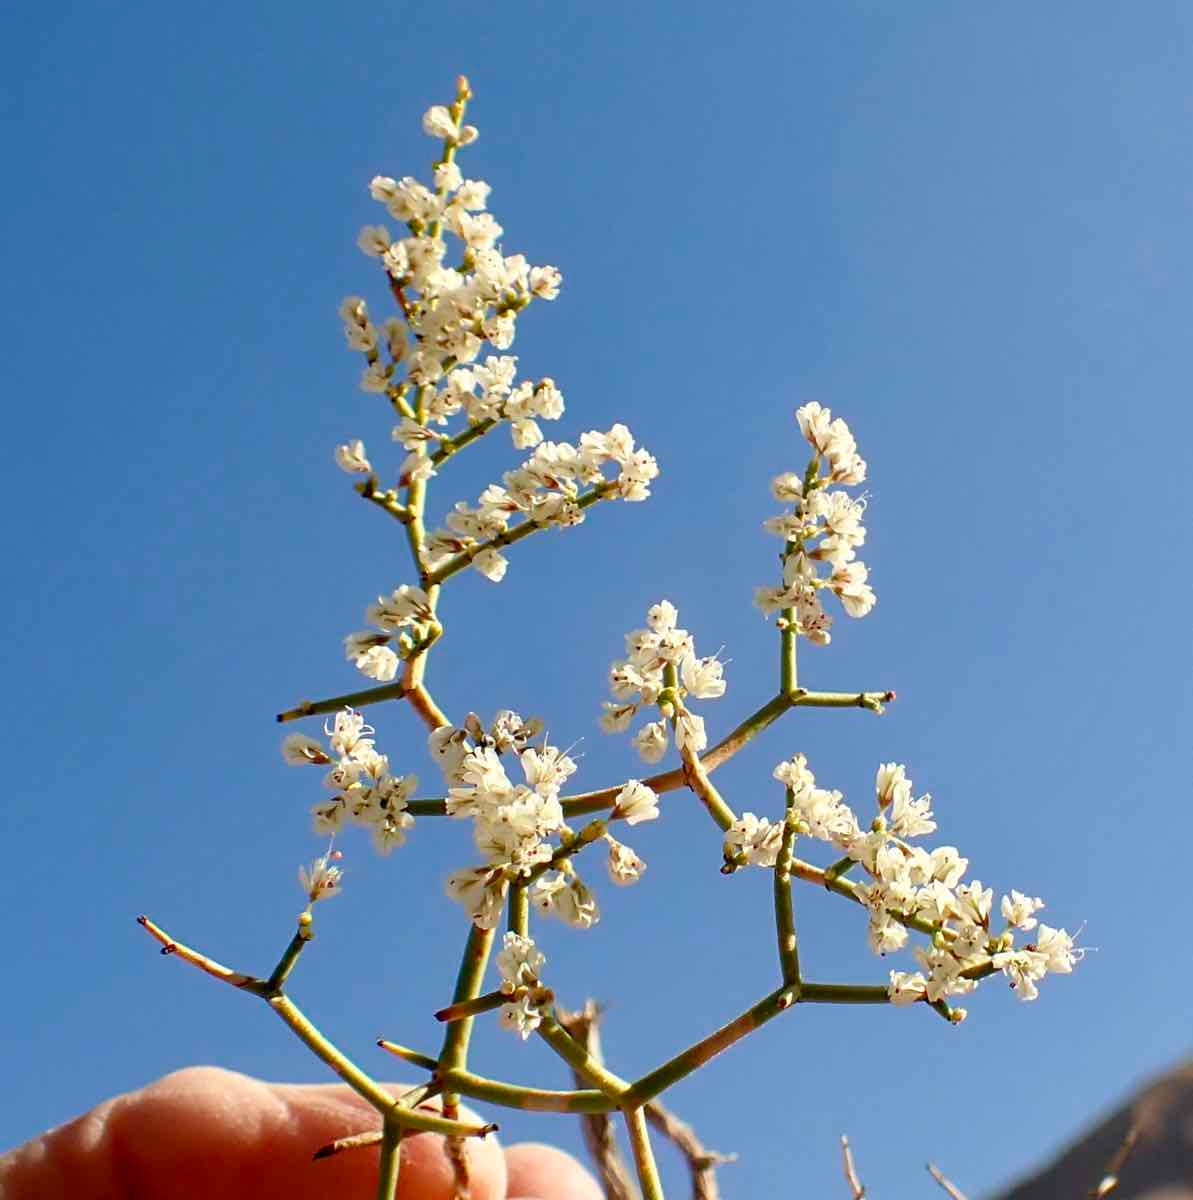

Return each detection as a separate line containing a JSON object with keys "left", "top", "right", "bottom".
{"left": 0, "top": 1066, "right": 605, "bottom": 1200}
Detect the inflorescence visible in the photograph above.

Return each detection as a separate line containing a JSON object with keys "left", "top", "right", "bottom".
{"left": 141, "top": 78, "right": 1079, "bottom": 1200}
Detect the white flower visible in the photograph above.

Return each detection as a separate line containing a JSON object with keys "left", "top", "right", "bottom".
{"left": 434, "top": 161, "right": 463, "bottom": 193}
{"left": 875, "top": 763, "right": 907, "bottom": 808}
{"left": 681, "top": 653, "right": 726, "bottom": 700}
{"left": 888, "top": 785, "right": 935, "bottom": 839}
{"left": 281, "top": 733, "right": 330, "bottom": 766}
{"left": 830, "top": 562, "right": 876, "bottom": 618}
{"left": 446, "top": 866, "right": 507, "bottom": 929}
{"left": 356, "top": 224, "right": 391, "bottom": 257}
{"left": 529, "top": 265, "right": 562, "bottom": 299}
{"left": 601, "top": 702, "right": 637, "bottom": 734}
{"left": 423, "top": 105, "right": 463, "bottom": 141}
{"left": 992, "top": 949, "right": 1046, "bottom": 1001}
{"left": 499, "top": 993, "right": 543, "bottom": 1040}
{"left": 334, "top": 440, "right": 372, "bottom": 475}
{"left": 888, "top": 970, "right": 927, "bottom": 1005}
{"left": 299, "top": 852, "right": 343, "bottom": 904}
{"left": 773, "top": 753, "right": 815, "bottom": 794}
{"left": 455, "top": 178, "right": 490, "bottom": 209}
{"left": 675, "top": 710, "right": 707, "bottom": 755}
{"left": 472, "top": 547, "right": 508, "bottom": 581}
{"left": 795, "top": 401, "right": 834, "bottom": 454}
{"left": 605, "top": 836, "right": 645, "bottom": 885}
{"left": 495, "top": 931, "right": 545, "bottom": 993}
{"left": 633, "top": 721, "right": 669, "bottom": 763}
{"left": 555, "top": 875, "right": 599, "bottom": 928}
{"left": 354, "top": 644, "right": 399, "bottom": 682}
{"left": 1001, "top": 890, "right": 1045, "bottom": 932}
{"left": 725, "top": 813, "right": 782, "bottom": 868}
{"left": 955, "top": 880, "right": 993, "bottom": 926}
{"left": 367, "top": 584, "right": 433, "bottom": 630}
{"left": 400, "top": 447, "right": 436, "bottom": 485}
{"left": 1033, "top": 925, "right": 1081, "bottom": 973}
{"left": 612, "top": 780, "right": 660, "bottom": 825}
{"left": 533, "top": 872, "right": 599, "bottom": 927}
{"left": 520, "top": 745, "right": 577, "bottom": 795}
{"left": 324, "top": 709, "right": 375, "bottom": 760}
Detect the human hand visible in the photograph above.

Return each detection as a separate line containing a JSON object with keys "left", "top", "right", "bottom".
{"left": 0, "top": 1066, "right": 604, "bottom": 1199}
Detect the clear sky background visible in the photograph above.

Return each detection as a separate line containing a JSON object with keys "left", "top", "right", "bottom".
{"left": 3, "top": 3, "right": 1191, "bottom": 1197}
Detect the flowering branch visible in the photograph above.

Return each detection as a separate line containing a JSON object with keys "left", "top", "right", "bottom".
{"left": 145, "top": 78, "right": 1082, "bottom": 1200}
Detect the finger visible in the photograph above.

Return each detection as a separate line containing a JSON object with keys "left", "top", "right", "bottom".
{"left": 504, "top": 1142, "right": 605, "bottom": 1200}
{"left": 0, "top": 1066, "right": 507, "bottom": 1200}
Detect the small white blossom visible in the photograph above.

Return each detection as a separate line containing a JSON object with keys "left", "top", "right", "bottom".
{"left": 282, "top": 733, "right": 330, "bottom": 766}
{"left": 472, "top": 547, "right": 508, "bottom": 582}
{"left": 888, "top": 970, "right": 928, "bottom": 1005}
{"left": 725, "top": 813, "right": 783, "bottom": 868}
{"left": 334, "top": 440, "right": 372, "bottom": 475}
{"left": 529, "top": 265, "right": 562, "bottom": 299}
{"left": 299, "top": 852, "right": 344, "bottom": 904}
{"left": 356, "top": 224, "right": 391, "bottom": 257}
{"left": 605, "top": 835, "right": 646, "bottom": 885}
{"left": 633, "top": 721, "right": 669, "bottom": 763}
{"left": 495, "top": 931, "right": 545, "bottom": 993}
{"left": 1001, "top": 890, "right": 1045, "bottom": 932}
{"left": 446, "top": 866, "right": 507, "bottom": 929}
{"left": 354, "top": 644, "right": 400, "bottom": 682}
{"left": 499, "top": 992, "right": 543, "bottom": 1040}
{"left": 612, "top": 780, "right": 660, "bottom": 825}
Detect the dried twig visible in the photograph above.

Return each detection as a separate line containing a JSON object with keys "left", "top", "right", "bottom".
{"left": 841, "top": 1135, "right": 865, "bottom": 1197}
{"left": 557, "top": 1001, "right": 735, "bottom": 1200}
{"left": 644, "top": 1097, "right": 736, "bottom": 1200}
{"left": 927, "top": 1161, "right": 968, "bottom": 1199}
{"left": 556, "top": 1002, "right": 641, "bottom": 1200}
{"left": 1091, "top": 1121, "right": 1140, "bottom": 1198}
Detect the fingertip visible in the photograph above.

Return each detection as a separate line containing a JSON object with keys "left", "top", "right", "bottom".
{"left": 504, "top": 1142, "right": 604, "bottom": 1200}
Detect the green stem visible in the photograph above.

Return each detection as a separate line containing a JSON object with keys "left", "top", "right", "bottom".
{"left": 266, "top": 922, "right": 312, "bottom": 993}
{"left": 628, "top": 986, "right": 796, "bottom": 1104}
{"left": 277, "top": 681, "right": 407, "bottom": 723}
{"left": 623, "top": 1105, "right": 665, "bottom": 1200}
{"left": 438, "top": 1067, "right": 612, "bottom": 1113}
{"left": 790, "top": 688, "right": 895, "bottom": 712}
{"left": 425, "top": 484, "right": 612, "bottom": 586}
{"left": 780, "top": 607, "right": 798, "bottom": 693}
{"left": 268, "top": 994, "right": 492, "bottom": 1136}
{"left": 430, "top": 418, "right": 497, "bottom": 466}
{"left": 797, "top": 982, "right": 890, "bottom": 1005}
{"left": 357, "top": 479, "right": 410, "bottom": 525}
{"left": 508, "top": 883, "right": 529, "bottom": 935}
{"left": 823, "top": 853, "right": 855, "bottom": 883}
{"left": 773, "top": 790, "right": 801, "bottom": 986}
{"left": 680, "top": 740, "right": 738, "bottom": 831}
{"left": 438, "top": 925, "right": 496, "bottom": 1072}
{"left": 375, "top": 1121, "right": 402, "bottom": 1200}
{"left": 537, "top": 1015, "right": 632, "bottom": 1100}
{"left": 435, "top": 989, "right": 509, "bottom": 1023}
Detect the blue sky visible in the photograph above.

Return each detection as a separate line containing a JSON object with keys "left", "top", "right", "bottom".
{"left": 2, "top": 3, "right": 1191, "bottom": 1196}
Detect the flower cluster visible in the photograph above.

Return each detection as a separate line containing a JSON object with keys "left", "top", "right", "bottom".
{"left": 432, "top": 711, "right": 600, "bottom": 929}
{"left": 600, "top": 601, "right": 726, "bottom": 762}
{"left": 728, "top": 756, "right": 1080, "bottom": 1009}
{"left": 755, "top": 403, "right": 874, "bottom": 644}
{"left": 423, "top": 423, "right": 659, "bottom": 582}
{"left": 282, "top": 709, "right": 417, "bottom": 853}
{"left": 495, "top": 931, "right": 547, "bottom": 1039}
{"left": 342, "top": 584, "right": 436, "bottom": 683}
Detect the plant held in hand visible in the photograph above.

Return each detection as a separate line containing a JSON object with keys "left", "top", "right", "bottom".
{"left": 139, "top": 76, "right": 1080, "bottom": 1200}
